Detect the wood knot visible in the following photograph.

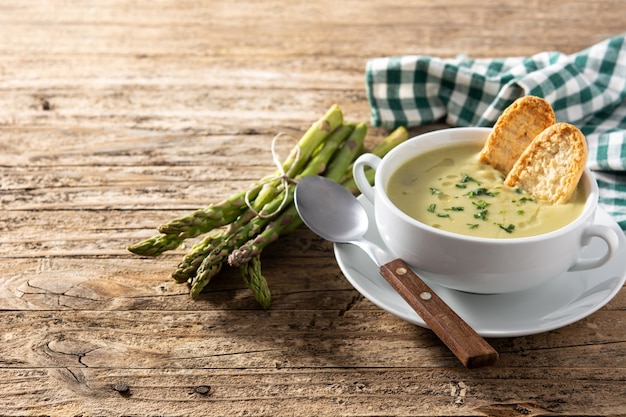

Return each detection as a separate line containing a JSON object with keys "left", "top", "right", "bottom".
{"left": 112, "top": 383, "right": 130, "bottom": 396}
{"left": 37, "top": 96, "right": 52, "bottom": 111}
{"left": 195, "top": 385, "right": 212, "bottom": 395}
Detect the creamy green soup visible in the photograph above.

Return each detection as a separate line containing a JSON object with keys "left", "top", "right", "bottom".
{"left": 386, "top": 142, "right": 586, "bottom": 238}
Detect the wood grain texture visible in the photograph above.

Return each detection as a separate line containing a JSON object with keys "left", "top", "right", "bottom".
{"left": 1, "top": 0, "right": 626, "bottom": 415}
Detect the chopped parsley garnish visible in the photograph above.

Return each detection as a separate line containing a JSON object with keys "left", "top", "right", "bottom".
{"left": 472, "top": 200, "right": 490, "bottom": 210}
{"left": 456, "top": 174, "right": 481, "bottom": 189}
{"left": 497, "top": 223, "right": 515, "bottom": 233}
{"left": 430, "top": 187, "right": 442, "bottom": 195}
{"left": 437, "top": 213, "right": 450, "bottom": 218}
{"left": 471, "top": 200, "right": 490, "bottom": 220}
{"left": 466, "top": 187, "right": 497, "bottom": 198}
{"left": 460, "top": 174, "right": 480, "bottom": 185}
{"left": 474, "top": 209, "right": 488, "bottom": 220}
{"left": 467, "top": 223, "right": 479, "bottom": 229}
{"left": 445, "top": 206, "right": 465, "bottom": 211}
{"left": 427, "top": 203, "right": 436, "bottom": 213}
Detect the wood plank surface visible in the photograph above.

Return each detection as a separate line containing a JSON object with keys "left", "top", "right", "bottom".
{"left": 1, "top": 0, "right": 626, "bottom": 415}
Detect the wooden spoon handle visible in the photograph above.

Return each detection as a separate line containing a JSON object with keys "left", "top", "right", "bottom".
{"left": 380, "top": 259, "right": 499, "bottom": 369}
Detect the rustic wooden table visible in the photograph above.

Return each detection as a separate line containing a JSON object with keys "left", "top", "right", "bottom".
{"left": 2, "top": 1, "right": 626, "bottom": 415}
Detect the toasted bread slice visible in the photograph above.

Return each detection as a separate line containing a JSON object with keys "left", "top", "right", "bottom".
{"left": 479, "top": 96, "right": 556, "bottom": 174}
{"left": 504, "top": 123, "right": 587, "bottom": 204}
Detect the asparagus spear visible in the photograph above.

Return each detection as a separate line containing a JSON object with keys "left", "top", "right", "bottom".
{"left": 239, "top": 254, "right": 270, "bottom": 309}
{"left": 370, "top": 126, "right": 409, "bottom": 160}
{"left": 127, "top": 105, "right": 344, "bottom": 257}
{"left": 323, "top": 122, "right": 367, "bottom": 181}
{"left": 295, "top": 124, "right": 355, "bottom": 178}
{"left": 125, "top": 232, "right": 187, "bottom": 257}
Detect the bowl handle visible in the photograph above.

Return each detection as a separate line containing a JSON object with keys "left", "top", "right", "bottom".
{"left": 569, "top": 224, "right": 621, "bottom": 272}
{"left": 353, "top": 153, "right": 381, "bottom": 203}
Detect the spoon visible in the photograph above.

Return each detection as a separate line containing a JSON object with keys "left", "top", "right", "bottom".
{"left": 294, "top": 175, "right": 499, "bottom": 369}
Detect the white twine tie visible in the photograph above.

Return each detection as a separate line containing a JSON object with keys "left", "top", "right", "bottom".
{"left": 244, "top": 133, "right": 300, "bottom": 218}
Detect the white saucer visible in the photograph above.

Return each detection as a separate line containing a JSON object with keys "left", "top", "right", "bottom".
{"left": 333, "top": 196, "right": 626, "bottom": 338}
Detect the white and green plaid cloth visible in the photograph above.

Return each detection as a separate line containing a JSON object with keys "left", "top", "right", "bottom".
{"left": 366, "top": 34, "right": 626, "bottom": 229}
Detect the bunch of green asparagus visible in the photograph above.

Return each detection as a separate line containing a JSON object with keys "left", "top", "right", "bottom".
{"left": 128, "top": 104, "right": 408, "bottom": 308}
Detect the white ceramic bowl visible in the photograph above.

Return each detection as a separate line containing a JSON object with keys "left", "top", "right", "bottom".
{"left": 353, "top": 127, "right": 621, "bottom": 294}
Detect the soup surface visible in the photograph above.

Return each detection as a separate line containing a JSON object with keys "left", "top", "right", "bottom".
{"left": 386, "top": 142, "right": 586, "bottom": 238}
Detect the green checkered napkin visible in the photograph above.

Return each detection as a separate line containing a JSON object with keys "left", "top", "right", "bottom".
{"left": 365, "top": 34, "right": 626, "bottom": 229}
